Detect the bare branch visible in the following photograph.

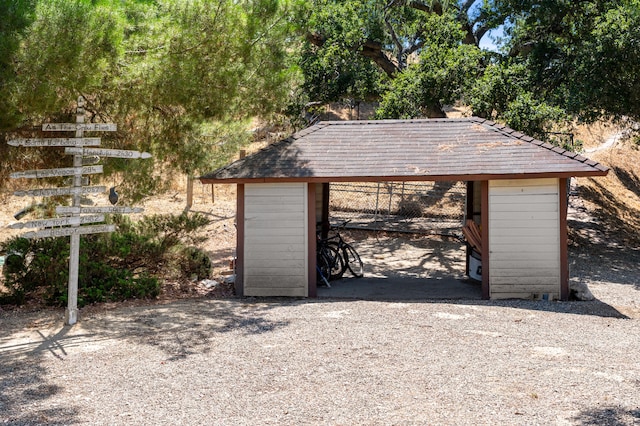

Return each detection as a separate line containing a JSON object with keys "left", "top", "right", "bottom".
{"left": 360, "top": 40, "right": 400, "bottom": 77}
{"left": 385, "top": 16, "right": 405, "bottom": 69}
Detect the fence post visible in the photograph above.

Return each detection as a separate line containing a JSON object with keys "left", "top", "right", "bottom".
{"left": 186, "top": 176, "right": 193, "bottom": 210}
{"left": 374, "top": 182, "right": 380, "bottom": 222}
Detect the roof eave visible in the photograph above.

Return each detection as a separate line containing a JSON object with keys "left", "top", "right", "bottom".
{"left": 199, "top": 169, "right": 608, "bottom": 185}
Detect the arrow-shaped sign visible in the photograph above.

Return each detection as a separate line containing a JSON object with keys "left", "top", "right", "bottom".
{"left": 82, "top": 155, "right": 101, "bottom": 166}
{"left": 10, "top": 165, "right": 103, "bottom": 179}
{"left": 14, "top": 186, "right": 106, "bottom": 197}
{"left": 56, "top": 206, "right": 144, "bottom": 215}
{"left": 65, "top": 147, "right": 152, "bottom": 159}
{"left": 8, "top": 215, "right": 105, "bottom": 229}
{"left": 8, "top": 138, "right": 102, "bottom": 147}
{"left": 42, "top": 123, "right": 117, "bottom": 132}
{"left": 21, "top": 224, "right": 116, "bottom": 239}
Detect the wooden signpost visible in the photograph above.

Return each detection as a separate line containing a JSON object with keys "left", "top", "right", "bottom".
{"left": 8, "top": 214, "right": 106, "bottom": 229}
{"left": 11, "top": 166, "right": 103, "bottom": 179}
{"left": 6, "top": 96, "right": 152, "bottom": 325}
{"left": 65, "top": 147, "right": 152, "bottom": 159}
{"left": 14, "top": 185, "right": 106, "bottom": 197}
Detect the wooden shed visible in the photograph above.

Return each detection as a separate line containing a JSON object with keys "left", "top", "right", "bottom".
{"left": 200, "top": 118, "right": 608, "bottom": 300}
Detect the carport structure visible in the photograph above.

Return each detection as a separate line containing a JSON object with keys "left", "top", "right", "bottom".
{"left": 200, "top": 118, "right": 608, "bottom": 300}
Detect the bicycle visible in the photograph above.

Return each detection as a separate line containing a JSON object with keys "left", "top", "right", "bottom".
{"left": 316, "top": 222, "right": 364, "bottom": 286}
{"left": 316, "top": 233, "right": 345, "bottom": 285}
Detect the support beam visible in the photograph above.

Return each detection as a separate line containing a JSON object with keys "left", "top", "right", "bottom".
{"left": 559, "top": 178, "right": 569, "bottom": 300}
{"left": 308, "top": 183, "right": 317, "bottom": 298}
{"left": 321, "top": 182, "right": 330, "bottom": 239}
{"left": 185, "top": 176, "right": 193, "bottom": 210}
{"left": 465, "top": 181, "right": 474, "bottom": 276}
{"left": 235, "top": 184, "right": 245, "bottom": 296}
{"left": 481, "top": 180, "right": 490, "bottom": 300}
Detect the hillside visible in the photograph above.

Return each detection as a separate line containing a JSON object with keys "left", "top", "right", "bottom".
{"left": 571, "top": 123, "right": 640, "bottom": 248}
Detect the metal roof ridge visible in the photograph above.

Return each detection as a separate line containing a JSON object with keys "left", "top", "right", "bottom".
{"left": 317, "top": 117, "right": 475, "bottom": 126}
{"left": 472, "top": 117, "right": 610, "bottom": 173}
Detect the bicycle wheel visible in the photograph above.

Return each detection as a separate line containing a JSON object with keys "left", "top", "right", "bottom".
{"left": 343, "top": 244, "right": 364, "bottom": 277}
{"left": 326, "top": 240, "right": 348, "bottom": 276}
{"left": 324, "top": 244, "right": 345, "bottom": 280}
{"left": 316, "top": 252, "right": 331, "bottom": 286}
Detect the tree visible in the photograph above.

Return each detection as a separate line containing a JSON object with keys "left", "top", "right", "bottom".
{"left": 298, "top": 0, "right": 496, "bottom": 115}
{"left": 299, "top": 0, "right": 640, "bottom": 143}
{"left": 376, "top": 11, "right": 483, "bottom": 118}
{"left": 497, "top": 0, "right": 640, "bottom": 124}
{"left": 0, "top": 0, "right": 301, "bottom": 200}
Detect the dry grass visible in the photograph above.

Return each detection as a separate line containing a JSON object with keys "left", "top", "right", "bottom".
{"left": 575, "top": 142, "right": 640, "bottom": 247}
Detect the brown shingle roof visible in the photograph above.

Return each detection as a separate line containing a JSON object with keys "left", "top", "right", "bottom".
{"left": 200, "top": 118, "right": 608, "bottom": 183}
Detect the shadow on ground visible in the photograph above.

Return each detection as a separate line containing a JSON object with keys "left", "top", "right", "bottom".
{"left": 573, "top": 405, "right": 640, "bottom": 425}
{"left": 0, "top": 325, "right": 81, "bottom": 424}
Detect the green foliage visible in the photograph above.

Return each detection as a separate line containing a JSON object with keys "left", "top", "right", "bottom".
{"left": 1, "top": 236, "right": 69, "bottom": 305}
{"left": 501, "top": 93, "right": 571, "bottom": 143}
{"left": 0, "top": 0, "right": 303, "bottom": 197}
{"left": 299, "top": 40, "right": 384, "bottom": 104}
{"left": 498, "top": 0, "right": 640, "bottom": 124}
{"left": 179, "top": 246, "right": 213, "bottom": 281}
{"left": 376, "top": 13, "right": 483, "bottom": 118}
{"left": 0, "top": 212, "right": 211, "bottom": 307}
{"left": 297, "top": 0, "right": 387, "bottom": 104}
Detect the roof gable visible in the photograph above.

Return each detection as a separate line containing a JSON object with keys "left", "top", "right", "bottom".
{"left": 200, "top": 118, "right": 608, "bottom": 183}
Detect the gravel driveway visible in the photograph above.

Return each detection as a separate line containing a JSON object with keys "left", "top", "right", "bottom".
{"left": 1, "top": 270, "right": 639, "bottom": 425}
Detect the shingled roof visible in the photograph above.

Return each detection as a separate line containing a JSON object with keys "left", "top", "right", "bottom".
{"left": 200, "top": 118, "right": 608, "bottom": 183}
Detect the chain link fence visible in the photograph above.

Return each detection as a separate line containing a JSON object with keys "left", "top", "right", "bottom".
{"left": 329, "top": 181, "right": 466, "bottom": 234}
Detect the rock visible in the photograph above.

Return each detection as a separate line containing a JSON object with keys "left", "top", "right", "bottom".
{"left": 200, "top": 279, "right": 219, "bottom": 289}
{"left": 570, "top": 281, "right": 595, "bottom": 301}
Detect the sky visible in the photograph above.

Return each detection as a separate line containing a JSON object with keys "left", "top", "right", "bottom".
{"left": 478, "top": 26, "right": 506, "bottom": 53}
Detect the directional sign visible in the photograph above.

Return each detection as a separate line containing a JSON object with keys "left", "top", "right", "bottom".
{"left": 42, "top": 123, "right": 117, "bottom": 132}
{"left": 10, "top": 165, "right": 103, "bottom": 179}
{"left": 56, "top": 206, "right": 144, "bottom": 215}
{"left": 21, "top": 224, "right": 116, "bottom": 239}
{"left": 82, "top": 155, "right": 101, "bottom": 166}
{"left": 8, "top": 215, "right": 105, "bottom": 229}
{"left": 65, "top": 147, "right": 151, "bottom": 159}
{"left": 8, "top": 138, "right": 102, "bottom": 147}
{"left": 14, "top": 186, "right": 106, "bottom": 197}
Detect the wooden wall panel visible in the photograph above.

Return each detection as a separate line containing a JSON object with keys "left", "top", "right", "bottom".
{"left": 243, "top": 183, "right": 308, "bottom": 297}
{"left": 489, "top": 178, "right": 561, "bottom": 299}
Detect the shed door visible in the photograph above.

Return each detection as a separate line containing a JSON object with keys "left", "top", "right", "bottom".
{"left": 488, "top": 178, "right": 561, "bottom": 299}
{"left": 243, "top": 183, "right": 308, "bottom": 297}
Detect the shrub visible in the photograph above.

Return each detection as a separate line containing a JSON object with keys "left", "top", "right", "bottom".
{"left": 0, "top": 212, "right": 210, "bottom": 307}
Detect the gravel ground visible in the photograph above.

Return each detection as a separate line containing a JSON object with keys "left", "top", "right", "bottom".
{"left": 1, "top": 248, "right": 639, "bottom": 426}
{"left": 1, "top": 169, "right": 639, "bottom": 425}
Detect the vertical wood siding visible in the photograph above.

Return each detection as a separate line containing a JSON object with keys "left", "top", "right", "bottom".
{"left": 489, "top": 178, "right": 561, "bottom": 299}
{"left": 243, "top": 183, "right": 308, "bottom": 297}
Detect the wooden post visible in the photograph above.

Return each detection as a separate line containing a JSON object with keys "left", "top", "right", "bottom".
{"left": 65, "top": 96, "right": 85, "bottom": 325}
{"left": 559, "top": 178, "right": 569, "bottom": 300}
{"left": 481, "top": 180, "right": 490, "bottom": 300}
{"left": 186, "top": 176, "right": 193, "bottom": 210}
{"left": 465, "top": 181, "right": 474, "bottom": 276}
{"left": 321, "top": 183, "right": 330, "bottom": 239}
